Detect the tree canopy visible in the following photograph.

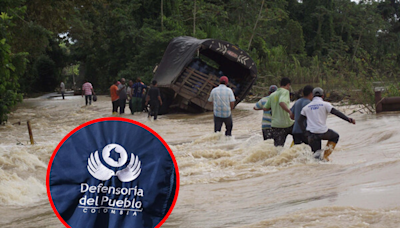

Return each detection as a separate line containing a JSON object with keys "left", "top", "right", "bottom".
{"left": 1, "top": 0, "right": 400, "bottom": 122}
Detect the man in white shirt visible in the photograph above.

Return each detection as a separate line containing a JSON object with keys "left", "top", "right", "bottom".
{"left": 82, "top": 80, "right": 95, "bottom": 105}
{"left": 60, "top": 81, "right": 65, "bottom": 100}
{"left": 208, "top": 76, "right": 236, "bottom": 136}
{"left": 299, "top": 87, "right": 356, "bottom": 161}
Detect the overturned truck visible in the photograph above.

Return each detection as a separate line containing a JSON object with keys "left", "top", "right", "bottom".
{"left": 154, "top": 36, "right": 257, "bottom": 114}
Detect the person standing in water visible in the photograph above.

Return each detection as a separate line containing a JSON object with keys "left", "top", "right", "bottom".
{"left": 117, "top": 78, "right": 127, "bottom": 114}
{"left": 127, "top": 80, "right": 133, "bottom": 114}
{"left": 82, "top": 80, "right": 95, "bottom": 105}
{"left": 110, "top": 80, "right": 120, "bottom": 115}
{"left": 131, "top": 78, "right": 148, "bottom": 114}
{"left": 208, "top": 76, "right": 236, "bottom": 136}
{"left": 253, "top": 85, "right": 277, "bottom": 140}
{"left": 299, "top": 87, "right": 356, "bottom": 161}
{"left": 145, "top": 80, "right": 163, "bottom": 120}
{"left": 60, "top": 81, "right": 65, "bottom": 100}
{"left": 263, "top": 77, "right": 294, "bottom": 146}
{"left": 290, "top": 85, "right": 314, "bottom": 145}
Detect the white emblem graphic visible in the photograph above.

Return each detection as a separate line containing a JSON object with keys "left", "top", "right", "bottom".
{"left": 87, "top": 144, "right": 141, "bottom": 182}
{"left": 102, "top": 144, "right": 128, "bottom": 167}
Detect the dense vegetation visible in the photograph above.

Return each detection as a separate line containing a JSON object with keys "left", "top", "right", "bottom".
{"left": 1, "top": 0, "right": 399, "bottom": 122}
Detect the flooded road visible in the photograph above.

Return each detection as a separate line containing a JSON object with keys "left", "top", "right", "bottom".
{"left": 0, "top": 95, "right": 399, "bottom": 227}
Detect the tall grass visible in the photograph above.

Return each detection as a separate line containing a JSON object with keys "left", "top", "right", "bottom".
{"left": 251, "top": 46, "right": 400, "bottom": 113}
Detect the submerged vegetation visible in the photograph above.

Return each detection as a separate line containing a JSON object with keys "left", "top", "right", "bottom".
{"left": 1, "top": 0, "right": 400, "bottom": 122}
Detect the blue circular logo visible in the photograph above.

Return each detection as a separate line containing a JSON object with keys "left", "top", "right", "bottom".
{"left": 47, "top": 117, "right": 179, "bottom": 228}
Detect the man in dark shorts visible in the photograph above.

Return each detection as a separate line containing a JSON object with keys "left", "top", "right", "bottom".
{"left": 117, "top": 78, "right": 127, "bottom": 114}
{"left": 145, "top": 80, "right": 163, "bottom": 120}
{"left": 110, "top": 80, "right": 119, "bottom": 114}
{"left": 82, "top": 80, "right": 94, "bottom": 106}
{"left": 208, "top": 76, "right": 236, "bottom": 136}
{"left": 253, "top": 85, "right": 277, "bottom": 140}
{"left": 290, "top": 85, "right": 314, "bottom": 145}
{"left": 131, "top": 78, "right": 148, "bottom": 114}
{"left": 299, "top": 87, "right": 356, "bottom": 161}
{"left": 263, "top": 78, "right": 294, "bottom": 147}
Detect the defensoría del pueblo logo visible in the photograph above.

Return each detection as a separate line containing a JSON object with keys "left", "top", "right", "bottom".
{"left": 47, "top": 117, "right": 179, "bottom": 228}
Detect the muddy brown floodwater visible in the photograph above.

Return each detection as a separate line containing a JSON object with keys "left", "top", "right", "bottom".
{"left": 0, "top": 94, "right": 399, "bottom": 227}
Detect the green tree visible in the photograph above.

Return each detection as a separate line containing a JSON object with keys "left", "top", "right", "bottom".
{"left": 0, "top": 12, "right": 27, "bottom": 124}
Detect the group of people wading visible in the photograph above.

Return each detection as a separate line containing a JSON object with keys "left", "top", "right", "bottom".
{"left": 109, "top": 78, "right": 162, "bottom": 120}
{"left": 208, "top": 76, "right": 356, "bottom": 161}
{"left": 78, "top": 75, "right": 355, "bottom": 161}
{"left": 68, "top": 77, "right": 161, "bottom": 120}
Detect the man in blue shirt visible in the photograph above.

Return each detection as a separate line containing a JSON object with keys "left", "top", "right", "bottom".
{"left": 290, "top": 85, "right": 314, "bottom": 145}
{"left": 131, "top": 78, "right": 148, "bottom": 114}
{"left": 208, "top": 76, "right": 236, "bottom": 136}
{"left": 253, "top": 85, "right": 277, "bottom": 140}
